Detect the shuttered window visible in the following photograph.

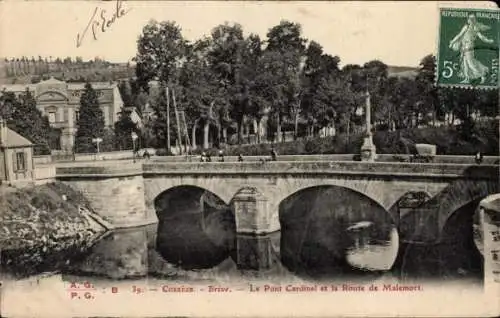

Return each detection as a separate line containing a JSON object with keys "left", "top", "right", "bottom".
{"left": 14, "top": 152, "right": 26, "bottom": 171}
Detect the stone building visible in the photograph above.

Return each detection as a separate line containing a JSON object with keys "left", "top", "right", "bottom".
{"left": 1, "top": 77, "right": 124, "bottom": 153}
{"left": 0, "top": 117, "right": 35, "bottom": 184}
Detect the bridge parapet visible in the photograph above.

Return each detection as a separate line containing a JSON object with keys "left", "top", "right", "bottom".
{"left": 56, "top": 164, "right": 143, "bottom": 178}
{"left": 142, "top": 161, "right": 498, "bottom": 180}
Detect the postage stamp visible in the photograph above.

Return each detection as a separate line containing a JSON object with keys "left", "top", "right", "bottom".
{"left": 437, "top": 8, "right": 500, "bottom": 89}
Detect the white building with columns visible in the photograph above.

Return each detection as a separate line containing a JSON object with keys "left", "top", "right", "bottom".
{"left": 1, "top": 77, "right": 124, "bottom": 153}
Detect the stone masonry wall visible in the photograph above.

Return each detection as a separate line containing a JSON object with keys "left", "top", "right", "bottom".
{"left": 62, "top": 175, "right": 150, "bottom": 228}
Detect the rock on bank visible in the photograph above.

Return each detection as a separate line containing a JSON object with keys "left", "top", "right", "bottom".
{"left": 0, "top": 181, "right": 107, "bottom": 277}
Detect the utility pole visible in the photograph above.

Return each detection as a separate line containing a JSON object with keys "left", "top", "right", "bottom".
{"left": 166, "top": 86, "right": 171, "bottom": 153}
{"left": 173, "top": 89, "right": 183, "bottom": 155}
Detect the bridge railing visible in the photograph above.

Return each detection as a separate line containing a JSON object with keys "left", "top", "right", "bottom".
{"left": 55, "top": 163, "right": 143, "bottom": 178}
{"left": 150, "top": 154, "right": 499, "bottom": 165}
{"left": 141, "top": 161, "right": 499, "bottom": 179}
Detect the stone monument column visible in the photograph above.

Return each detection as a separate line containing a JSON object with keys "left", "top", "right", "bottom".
{"left": 360, "top": 91, "right": 377, "bottom": 162}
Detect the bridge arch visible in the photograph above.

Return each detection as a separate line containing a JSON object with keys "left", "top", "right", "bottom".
{"left": 278, "top": 184, "right": 396, "bottom": 224}
{"left": 153, "top": 185, "right": 230, "bottom": 217}
{"left": 388, "top": 191, "right": 432, "bottom": 223}
{"left": 144, "top": 177, "right": 236, "bottom": 213}
{"left": 152, "top": 185, "right": 236, "bottom": 270}
{"left": 270, "top": 177, "right": 405, "bottom": 213}
{"left": 437, "top": 179, "right": 499, "bottom": 239}
{"left": 262, "top": 177, "right": 410, "bottom": 231}
{"left": 278, "top": 184, "right": 399, "bottom": 279}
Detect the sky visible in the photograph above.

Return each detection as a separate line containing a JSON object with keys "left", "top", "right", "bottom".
{"left": 0, "top": 1, "right": 497, "bottom": 67}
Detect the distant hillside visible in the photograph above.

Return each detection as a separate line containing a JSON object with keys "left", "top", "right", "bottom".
{"left": 0, "top": 58, "right": 136, "bottom": 84}
{"left": 387, "top": 65, "right": 419, "bottom": 79}
{"left": 0, "top": 59, "right": 420, "bottom": 85}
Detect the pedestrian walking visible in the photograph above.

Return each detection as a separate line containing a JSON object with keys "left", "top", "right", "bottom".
{"left": 218, "top": 149, "right": 225, "bottom": 162}
{"left": 200, "top": 152, "right": 207, "bottom": 162}
{"left": 270, "top": 147, "right": 278, "bottom": 161}
{"left": 238, "top": 154, "right": 244, "bottom": 162}
{"left": 475, "top": 151, "right": 483, "bottom": 165}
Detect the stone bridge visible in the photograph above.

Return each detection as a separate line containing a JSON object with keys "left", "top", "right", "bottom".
{"left": 55, "top": 160, "right": 499, "bottom": 245}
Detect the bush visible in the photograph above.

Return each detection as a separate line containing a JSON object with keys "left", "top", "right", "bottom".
{"left": 155, "top": 148, "right": 175, "bottom": 156}
{"left": 174, "top": 121, "right": 498, "bottom": 157}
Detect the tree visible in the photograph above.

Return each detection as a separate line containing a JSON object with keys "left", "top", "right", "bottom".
{"left": 415, "top": 54, "right": 439, "bottom": 126}
{"left": 135, "top": 20, "right": 187, "bottom": 151}
{"left": 207, "top": 23, "right": 246, "bottom": 145}
{"left": 0, "top": 89, "right": 51, "bottom": 155}
{"left": 180, "top": 37, "right": 227, "bottom": 149}
{"left": 135, "top": 20, "right": 187, "bottom": 92}
{"left": 114, "top": 109, "right": 139, "bottom": 150}
{"left": 363, "top": 60, "right": 389, "bottom": 129}
{"left": 383, "top": 77, "right": 420, "bottom": 129}
{"left": 118, "top": 80, "right": 134, "bottom": 107}
{"left": 264, "top": 20, "right": 307, "bottom": 142}
{"left": 301, "top": 41, "right": 342, "bottom": 137}
{"left": 75, "top": 83, "right": 105, "bottom": 153}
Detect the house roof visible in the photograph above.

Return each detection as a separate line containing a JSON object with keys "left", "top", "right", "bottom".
{"left": 1, "top": 128, "right": 34, "bottom": 148}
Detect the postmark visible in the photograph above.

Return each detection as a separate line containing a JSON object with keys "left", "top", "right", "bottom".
{"left": 437, "top": 8, "right": 499, "bottom": 89}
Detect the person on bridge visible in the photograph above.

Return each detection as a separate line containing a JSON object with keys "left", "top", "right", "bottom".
{"left": 475, "top": 151, "right": 483, "bottom": 165}
{"left": 270, "top": 148, "right": 278, "bottom": 161}
{"left": 200, "top": 152, "right": 207, "bottom": 162}
{"left": 238, "top": 154, "right": 244, "bottom": 162}
{"left": 143, "top": 150, "right": 151, "bottom": 160}
{"left": 218, "top": 149, "right": 225, "bottom": 162}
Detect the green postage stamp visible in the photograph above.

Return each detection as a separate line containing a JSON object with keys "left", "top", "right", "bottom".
{"left": 437, "top": 8, "right": 499, "bottom": 89}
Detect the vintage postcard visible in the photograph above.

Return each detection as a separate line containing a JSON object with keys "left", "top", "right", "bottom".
{"left": 0, "top": 1, "right": 499, "bottom": 317}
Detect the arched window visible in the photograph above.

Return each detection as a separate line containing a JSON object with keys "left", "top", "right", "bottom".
{"left": 45, "top": 106, "right": 57, "bottom": 124}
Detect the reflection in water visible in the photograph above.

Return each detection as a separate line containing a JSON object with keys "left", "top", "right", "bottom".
{"left": 396, "top": 200, "right": 483, "bottom": 283}
{"left": 279, "top": 186, "right": 399, "bottom": 281}
{"left": 53, "top": 186, "right": 483, "bottom": 286}
{"left": 68, "top": 227, "right": 149, "bottom": 279}
{"left": 154, "top": 187, "right": 236, "bottom": 270}
{"left": 346, "top": 226, "right": 399, "bottom": 271}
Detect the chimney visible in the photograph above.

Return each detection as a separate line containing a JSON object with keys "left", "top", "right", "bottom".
{"left": 0, "top": 117, "right": 6, "bottom": 147}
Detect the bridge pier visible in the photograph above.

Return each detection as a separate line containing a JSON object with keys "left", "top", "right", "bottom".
{"left": 232, "top": 187, "right": 277, "bottom": 270}
{"left": 236, "top": 234, "right": 274, "bottom": 270}
{"left": 232, "top": 187, "right": 274, "bottom": 234}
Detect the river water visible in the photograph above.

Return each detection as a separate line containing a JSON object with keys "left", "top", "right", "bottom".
{"left": 2, "top": 188, "right": 484, "bottom": 290}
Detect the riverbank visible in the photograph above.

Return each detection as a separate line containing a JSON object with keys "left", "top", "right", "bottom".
{"left": 0, "top": 182, "right": 107, "bottom": 277}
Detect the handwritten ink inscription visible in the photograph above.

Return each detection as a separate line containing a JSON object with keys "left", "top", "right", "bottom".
{"left": 76, "top": 0, "right": 131, "bottom": 48}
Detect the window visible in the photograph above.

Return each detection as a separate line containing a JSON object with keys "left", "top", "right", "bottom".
{"left": 15, "top": 152, "right": 26, "bottom": 171}
{"left": 48, "top": 112, "right": 56, "bottom": 123}
{"left": 75, "top": 110, "right": 80, "bottom": 121}
{"left": 63, "top": 109, "right": 69, "bottom": 122}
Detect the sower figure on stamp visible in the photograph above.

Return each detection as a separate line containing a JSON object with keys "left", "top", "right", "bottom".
{"left": 449, "top": 14, "right": 495, "bottom": 84}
